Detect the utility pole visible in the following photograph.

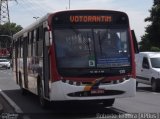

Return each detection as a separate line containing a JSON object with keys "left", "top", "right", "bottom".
{"left": 69, "top": 0, "right": 70, "bottom": 9}
{"left": 0, "top": 0, "right": 17, "bottom": 24}
{"left": 0, "top": 0, "right": 17, "bottom": 57}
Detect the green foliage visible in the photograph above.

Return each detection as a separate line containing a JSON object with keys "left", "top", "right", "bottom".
{"left": 150, "top": 46, "right": 160, "bottom": 52}
{"left": 0, "top": 22, "right": 22, "bottom": 36}
{"left": 0, "top": 22, "right": 23, "bottom": 46}
{"left": 0, "top": 22, "right": 23, "bottom": 58}
{"left": 139, "top": 34, "right": 151, "bottom": 51}
{"left": 140, "top": 0, "right": 160, "bottom": 51}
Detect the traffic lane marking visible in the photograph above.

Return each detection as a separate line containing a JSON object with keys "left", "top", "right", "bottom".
{"left": 0, "top": 89, "right": 30, "bottom": 119}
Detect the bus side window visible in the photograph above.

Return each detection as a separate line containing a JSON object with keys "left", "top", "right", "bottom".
{"left": 35, "top": 28, "right": 39, "bottom": 56}
{"left": 39, "top": 25, "right": 43, "bottom": 41}
{"left": 36, "top": 28, "right": 39, "bottom": 42}
{"left": 33, "top": 30, "right": 36, "bottom": 43}
{"left": 31, "top": 30, "right": 34, "bottom": 56}
{"left": 37, "top": 26, "right": 43, "bottom": 57}
{"left": 24, "top": 36, "right": 28, "bottom": 57}
{"left": 28, "top": 32, "right": 32, "bottom": 57}
{"left": 17, "top": 38, "right": 20, "bottom": 58}
{"left": 32, "top": 30, "right": 36, "bottom": 57}
{"left": 20, "top": 38, "right": 23, "bottom": 58}
{"left": 18, "top": 37, "right": 22, "bottom": 58}
{"left": 15, "top": 40, "right": 18, "bottom": 58}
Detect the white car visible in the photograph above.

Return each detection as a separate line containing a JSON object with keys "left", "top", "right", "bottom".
{"left": 135, "top": 52, "right": 160, "bottom": 91}
{"left": 0, "top": 59, "right": 11, "bottom": 69}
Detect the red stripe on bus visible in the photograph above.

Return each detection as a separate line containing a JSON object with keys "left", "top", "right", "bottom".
{"left": 49, "top": 45, "right": 60, "bottom": 82}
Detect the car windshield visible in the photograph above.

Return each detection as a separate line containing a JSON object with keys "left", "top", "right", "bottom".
{"left": 150, "top": 58, "right": 160, "bottom": 68}
{"left": 54, "top": 28, "right": 131, "bottom": 68}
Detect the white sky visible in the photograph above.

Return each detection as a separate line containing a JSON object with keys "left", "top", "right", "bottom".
{"left": 9, "top": 0, "right": 153, "bottom": 41}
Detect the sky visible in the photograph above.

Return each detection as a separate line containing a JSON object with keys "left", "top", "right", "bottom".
{"left": 9, "top": 0, "right": 153, "bottom": 41}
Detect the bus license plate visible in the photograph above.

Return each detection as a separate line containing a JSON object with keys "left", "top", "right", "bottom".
{"left": 91, "top": 89, "right": 105, "bottom": 94}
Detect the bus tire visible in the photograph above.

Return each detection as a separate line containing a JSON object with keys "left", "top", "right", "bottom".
{"left": 38, "top": 80, "right": 49, "bottom": 108}
{"left": 19, "top": 72, "right": 26, "bottom": 95}
{"left": 102, "top": 99, "right": 115, "bottom": 107}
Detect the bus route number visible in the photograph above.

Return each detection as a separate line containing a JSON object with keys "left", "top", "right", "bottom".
{"left": 119, "top": 70, "right": 126, "bottom": 74}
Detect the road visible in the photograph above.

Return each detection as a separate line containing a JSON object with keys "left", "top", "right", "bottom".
{"left": 0, "top": 69, "right": 160, "bottom": 119}
{"left": 114, "top": 85, "right": 160, "bottom": 113}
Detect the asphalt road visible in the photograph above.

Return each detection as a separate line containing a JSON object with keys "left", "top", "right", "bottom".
{"left": 0, "top": 69, "right": 160, "bottom": 119}
{"left": 114, "top": 84, "right": 160, "bottom": 113}
{"left": 0, "top": 69, "right": 123, "bottom": 119}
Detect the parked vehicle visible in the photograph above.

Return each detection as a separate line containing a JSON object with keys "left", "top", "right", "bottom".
{"left": 135, "top": 52, "right": 160, "bottom": 91}
{"left": 0, "top": 59, "right": 11, "bottom": 69}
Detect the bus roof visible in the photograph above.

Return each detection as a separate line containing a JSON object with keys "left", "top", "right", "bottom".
{"left": 13, "top": 10, "right": 128, "bottom": 40}
{"left": 13, "top": 13, "right": 51, "bottom": 39}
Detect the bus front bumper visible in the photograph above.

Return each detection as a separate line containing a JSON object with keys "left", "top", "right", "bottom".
{"left": 49, "top": 78, "right": 136, "bottom": 101}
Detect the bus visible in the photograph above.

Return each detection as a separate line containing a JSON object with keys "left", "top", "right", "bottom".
{"left": 12, "top": 10, "right": 136, "bottom": 108}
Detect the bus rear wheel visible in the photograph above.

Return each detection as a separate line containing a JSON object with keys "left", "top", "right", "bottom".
{"left": 102, "top": 99, "right": 115, "bottom": 107}
{"left": 38, "top": 80, "right": 49, "bottom": 108}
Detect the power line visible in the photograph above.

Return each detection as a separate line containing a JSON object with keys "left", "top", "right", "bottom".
{"left": 20, "top": 0, "right": 53, "bottom": 18}
{"left": 20, "top": 0, "right": 44, "bottom": 17}
{"left": 26, "top": 0, "right": 52, "bottom": 14}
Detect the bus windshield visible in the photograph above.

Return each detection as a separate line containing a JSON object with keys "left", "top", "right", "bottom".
{"left": 54, "top": 28, "right": 131, "bottom": 69}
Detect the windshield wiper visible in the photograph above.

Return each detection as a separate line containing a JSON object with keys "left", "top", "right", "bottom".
{"left": 98, "top": 32, "right": 103, "bottom": 56}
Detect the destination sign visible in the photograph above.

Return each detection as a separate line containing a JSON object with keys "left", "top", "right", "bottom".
{"left": 70, "top": 16, "right": 112, "bottom": 23}
{"left": 52, "top": 10, "right": 129, "bottom": 27}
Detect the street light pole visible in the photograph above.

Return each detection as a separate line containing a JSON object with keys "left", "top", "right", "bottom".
{"left": 33, "top": 17, "right": 39, "bottom": 21}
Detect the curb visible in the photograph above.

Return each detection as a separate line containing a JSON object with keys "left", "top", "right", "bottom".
{"left": 0, "top": 102, "right": 3, "bottom": 114}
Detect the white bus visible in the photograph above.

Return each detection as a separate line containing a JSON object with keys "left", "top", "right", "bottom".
{"left": 12, "top": 10, "right": 136, "bottom": 108}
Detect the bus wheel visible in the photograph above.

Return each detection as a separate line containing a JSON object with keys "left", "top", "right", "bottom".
{"left": 38, "top": 80, "right": 48, "bottom": 108}
{"left": 151, "top": 79, "right": 158, "bottom": 92}
{"left": 102, "top": 99, "right": 115, "bottom": 107}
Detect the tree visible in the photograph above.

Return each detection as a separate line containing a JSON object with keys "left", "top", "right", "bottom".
{"left": 0, "top": 22, "right": 23, "bottom": 57}
{"left": 140, "top": 0, "right": 160, "bottom": 51}
{"left": 0, "top": 22, "right": 22, "bottom": 36}
{"left": 0, "top": 22, "right": 22, "bottom": 47}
